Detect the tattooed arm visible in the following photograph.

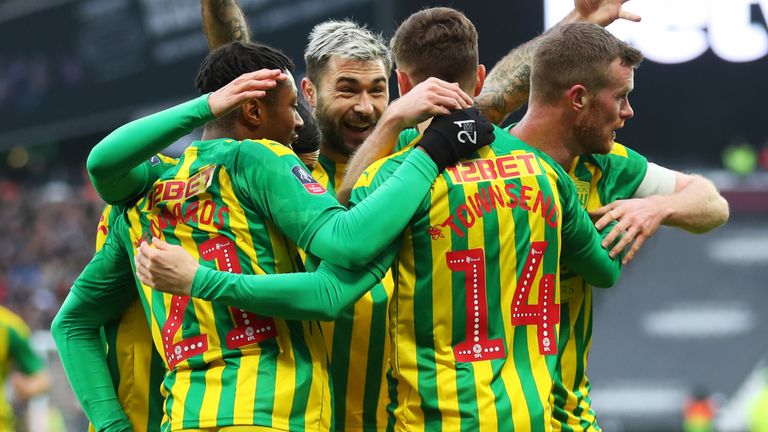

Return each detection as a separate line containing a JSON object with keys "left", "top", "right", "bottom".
{"left": 475, "top": 0, "right": 641, "bottom": 125}
{"left": 201, "top": 0, "right": 251, "bottom": 50}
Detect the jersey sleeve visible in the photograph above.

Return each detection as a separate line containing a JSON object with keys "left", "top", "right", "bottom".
{"left": 51, "top": 217, "right": 137, "bottom": 432}
{"left": 7, "top": 323, "right": 44, "bottom": 375}
{"left": 595, "top": 143, "right": 648, "bottom": 202}
{"left": 558, "top": 170, "right": 622, "bottom": 288}
{"left": 87, "top": 94, "right": 211, "bottom": 205}
{"left": 191, "top": 246, "right": 397, "bottom": 321}
{"left": 394, "top": 128, "right": 421, "bottom": 152}
{"left": 237, "top": 142, "right": 436, "bottom": 269}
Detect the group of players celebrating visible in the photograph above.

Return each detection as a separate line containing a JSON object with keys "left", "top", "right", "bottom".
{"left": 52, "top": 0, "right": 729, "bottom": 431}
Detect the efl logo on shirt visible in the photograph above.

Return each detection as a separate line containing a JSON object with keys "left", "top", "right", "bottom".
{"left": 291, "top": 165, "right": 326, "bottom": 195}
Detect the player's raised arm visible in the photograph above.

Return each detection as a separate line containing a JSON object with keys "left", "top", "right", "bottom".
{"left": 86, "top": 69, "right": 285, "bottom": 204}
{"left": 201, "top": 0, "right": 251, "bottom": 50}
{"left": 476, "top": 0, "right": 641, "bottom": 125}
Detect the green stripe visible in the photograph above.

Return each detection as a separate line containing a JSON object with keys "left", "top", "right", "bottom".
{"left": 318, "top": 155, "right": 339, "bottom": 196}
{"left": 252, "top": 338, "right": 278, "bottom": 426}
{"left": 329, "top": 309, "right": 354, "bottom": 430}
{"left": 442, "top": 179, "right": 482, "bottom": 432}
{"left": 411, "top": 187, "right": 442, "bottom": 430}
{"left": 571, "top": 288, "right": 591, "bottom": 429}
{"left": 385, "top": 366, "right": 397, "bottom": 432}
{"left": 362, "top": 283, "right": 389, "bottom": 430}
{"left": 102, "top": 320, "right": 121, "bottom": 389}
{"left": 288, "top": 320, "right": 312, "bottom": 431}
{"left": 510, "top": 178, "right": 545, "bottom": 431}
{"left": 147, "top": 349, "right": 166, "bottom": 431}
{"left": 553, "top": 300, "right": 575, "bottom": 432}
{"left": 479, "top": 176, "right": 514, "bottom": 431}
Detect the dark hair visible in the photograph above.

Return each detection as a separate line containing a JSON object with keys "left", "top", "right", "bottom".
{"left": 195, "top": 41, "right": 294, "bottom": 96}
{"left": 531, "top": 22, "right": 643, "bottom": 103}
{"left": 390, "top": 7, "right": 478, "bottom": 91}
{"left": 292, "top": 95, "right": 321, "bottom": 154}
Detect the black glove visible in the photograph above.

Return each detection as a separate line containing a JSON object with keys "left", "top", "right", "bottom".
{"left": 417, "top": 107, "right": 495, "bottom": 172}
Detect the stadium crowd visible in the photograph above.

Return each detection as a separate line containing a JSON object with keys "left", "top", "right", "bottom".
{"left": 0, "top": 174, "right": 103, "bottom": 331}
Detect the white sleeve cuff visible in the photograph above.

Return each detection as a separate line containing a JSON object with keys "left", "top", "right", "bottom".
{"left": 634, "top": 162, "right": 677, "bottom": 198}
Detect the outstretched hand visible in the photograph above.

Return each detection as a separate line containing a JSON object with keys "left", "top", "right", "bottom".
{"left": 574, "top": 0, "right": 641, "bottom": 27}
{"left": 207, "top": 69, "right": 287, "bottom": 118}
{"left": 135, "top": 237, "right": 200, "bottom": 296}
{"left": 590, "top": 196, "right": 669, "bottom": 265}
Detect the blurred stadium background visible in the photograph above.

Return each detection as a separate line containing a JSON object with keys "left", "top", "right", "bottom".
{"left": 0, "top": 0, "right": 766, "bottom": 430}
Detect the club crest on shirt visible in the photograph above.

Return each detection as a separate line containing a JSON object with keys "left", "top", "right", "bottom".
{"left": 573, "top": 180, "right": 590, "bottom": 209}
{"left": 291, "top": 165, "right": 326, "bottom": 195}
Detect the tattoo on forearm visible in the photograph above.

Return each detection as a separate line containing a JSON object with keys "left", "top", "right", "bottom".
{"left": 212, "top": 0, "right": 249, "bottom": 43}
{"left": 475, "top": 40, "right": 538, "bottom": 124}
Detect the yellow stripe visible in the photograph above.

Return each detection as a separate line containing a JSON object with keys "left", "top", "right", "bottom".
{"left": 257, "top": 139, "right": 296, "bottom": 157}
{"left": 608, "top": 142, "right": 628, "bottom": 158}
{"left": 0, "top": 324, "right": 8, "bottom": 365}
{"left": 344, "top": 294, "right": 375, "bottom": 427}
{"left": 354, "top": 145, "right": 415, "bottom": 189}
{"left": 166, "top": 150, "right": 205, "bottom": 424}
{"left": 392, "top": 226, "right": 426, "bottom": 430}
{"left": 217, "top": 168, "right": 262, "bottom": 418}
{"left": 312, "top": 163, "right": 331, "bottom": 190}
{"left": 332, "top": 162, "right": 346, "bottom": 193}
{"left": 304, "top": 322, "right": 331, "bottom": 430}
{"left": 495, "top": 154, "right": 525, "bottom": 429}
{"left": 422, "top": 176, "right": 459, "bottom": 431}
{"left": 377, "top": 273, "right": 395, "bottom": 430}
{"left": 271, "top": 319, "right": 296, "bottom": 425}
{"left": 114, "top": 301, "right": 154, "bottom": 430}
{"left": 463, "top": 180, "right": 500, "bottom": 432}
{"left": 0, "top": 324, "right": 9, "bottom": 429}
{"left": 0, "top": 306, "right": 29, "bottom": 336}
{"left": 96, "top": 205, "right": 113, "bottom": 251}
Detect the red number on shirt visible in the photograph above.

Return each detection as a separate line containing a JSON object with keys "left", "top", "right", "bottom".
{"left": 162, "top": 295, "right": 208, "bottom": 369}
{"left": 447, "top": 248, "right": 506, "bottom": 362}
{"left": 197, "top": 236, "right": 277, "bottom": 349}
{"left": 510, "top": 241, "right": 559, "bottom": 355}
{"left": 447, "top": 242, "right": 559, "bottom": 362}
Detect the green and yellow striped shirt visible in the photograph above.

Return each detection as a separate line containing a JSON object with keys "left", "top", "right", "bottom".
{"left": 313, "top": 154, "right": 393, "bottom": 431}
{"left": 352, "top": 126, "right": 617, "bottom": 431}
{"left": 552, "top": 143, "right": 647, "bottom": 432}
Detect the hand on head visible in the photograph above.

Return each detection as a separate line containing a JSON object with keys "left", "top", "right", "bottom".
{"left": 207, "top": 69, "right": 288, "bottom": 118}
{"left": 387, "top": 77, "right": 474, "bottom": 130}
{"left": 417, "top": 107, "right": 495, "bottom": 172}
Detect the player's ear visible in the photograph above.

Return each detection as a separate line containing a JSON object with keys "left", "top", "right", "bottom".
{"left": 242, "top": 99, "right": 263, "bottom": 127}
{"left": 301, "top": 78, "right": 316, "bottom": 109}
{"left": 396, "top": 69, "right": 414, "bottom": 97}
{"left": 473, "top": 64, "right": 487, "bottom": 97}
{"left": 566, "top": 84, "right": 588, "bottom": 111}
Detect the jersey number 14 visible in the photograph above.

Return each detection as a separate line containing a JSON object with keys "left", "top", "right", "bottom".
{"left": 447, "top": 242, "right": 559, "bottom": 363}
